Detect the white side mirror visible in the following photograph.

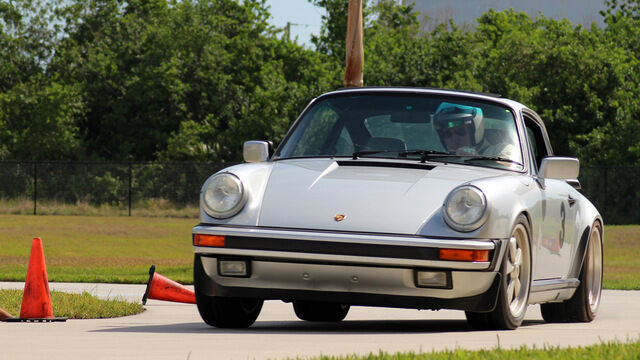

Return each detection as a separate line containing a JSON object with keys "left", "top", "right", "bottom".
{"left": 538, "top": 157, "right": 579, "bottom": 180}
{"left": 243, "top": 141, "right": 270, "bottom": 163}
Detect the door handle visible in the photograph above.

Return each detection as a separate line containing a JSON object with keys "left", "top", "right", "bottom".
{"left": 568, "top": 195, "right": 577, "bottom": 207}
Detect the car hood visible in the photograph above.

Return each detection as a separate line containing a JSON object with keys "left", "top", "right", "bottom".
{"left": 257, "top": 159, "right": 499, "bottom": 234}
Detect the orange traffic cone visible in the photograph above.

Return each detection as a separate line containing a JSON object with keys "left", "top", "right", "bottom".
{"left": 142, "top": 265, "right": 196, "bottom": 305}
{"left": 4, "top": 238, "right": 66, "bottom": 322}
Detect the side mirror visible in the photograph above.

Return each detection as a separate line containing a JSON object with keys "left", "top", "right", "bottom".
{"left": 538, "top": 157, "right": 579, "bottom": 180}
{"left": 243, "top": 141, "right": 270, "bottom": 163}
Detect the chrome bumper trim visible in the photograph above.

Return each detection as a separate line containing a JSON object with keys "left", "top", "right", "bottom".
{"left": 193, "top": 226, "right": 497, "bottom": 270}
{"left": 193, "top": 225, "right": 496, "bottom": 249}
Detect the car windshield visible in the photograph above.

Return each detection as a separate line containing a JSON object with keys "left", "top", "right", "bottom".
{"left": 275, "top": 93, "right": 524, "bottom": 170}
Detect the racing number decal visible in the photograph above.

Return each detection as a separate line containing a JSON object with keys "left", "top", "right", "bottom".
{"left": 558, "top": 202, "right": 566, "bottom": 248}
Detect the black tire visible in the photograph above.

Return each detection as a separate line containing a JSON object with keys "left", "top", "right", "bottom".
{"left": 466, "top": 214, "right": 532, "bottom": 330}
{"left": 292, "top": 301, "right": 350, "bottom": 322}
{"left": 195, "top": 294, "right": 263, "bottom": 328}
{"left": 541, "top": 222, "right": 603, "bottom": 323}
{"left": 193, "top": 255, "right": 263, "bottom": 328}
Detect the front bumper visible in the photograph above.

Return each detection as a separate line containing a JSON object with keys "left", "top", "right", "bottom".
{"left": 193, "top": 225, "right": 506, "bottom": 312}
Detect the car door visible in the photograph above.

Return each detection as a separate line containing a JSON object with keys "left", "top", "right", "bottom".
{"left": 538, "top": 178, "right": 576, "bottom": 278}
{"left": 523, "top": 113, "right": 575, "bottom": 279}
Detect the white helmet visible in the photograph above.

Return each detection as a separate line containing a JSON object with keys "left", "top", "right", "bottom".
{"left": 433, "top": 102, "right": 484, "bottom": 145}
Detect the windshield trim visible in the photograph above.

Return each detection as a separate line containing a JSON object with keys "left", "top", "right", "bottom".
{"left": 272, "top": 155, "right": 527, "bottom": 173}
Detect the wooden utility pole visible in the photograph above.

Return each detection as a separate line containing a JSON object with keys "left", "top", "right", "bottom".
{"left": 344, "top": 0, "right": 363, "bottom": 87}
{"left": 284, "top": 22, "right": 300, "bottom": 42}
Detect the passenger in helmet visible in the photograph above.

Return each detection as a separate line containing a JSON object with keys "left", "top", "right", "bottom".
{"left": 433, "top": 102, "right": 517, "bottom": 160}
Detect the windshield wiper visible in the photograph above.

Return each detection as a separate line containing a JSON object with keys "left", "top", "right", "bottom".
{"left": 352, "top": 150, "right": 398, "bottom": 159}
{"left": 398, "top": 149, "right": 460, "bottom": 163}
{"left": 463, "top": 156, "right": 523, "bottom": 166}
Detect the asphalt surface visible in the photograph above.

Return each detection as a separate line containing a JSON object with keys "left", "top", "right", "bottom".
{"left": 1, "top": 282, "right": 639, "bottom": 360}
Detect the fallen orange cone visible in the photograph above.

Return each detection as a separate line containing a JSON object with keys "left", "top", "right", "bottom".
{"left": 4, "top": 237, "right": 66, "bottom": 322}
{"left": 142, "top": 265, "right": 196, "bottom": 305}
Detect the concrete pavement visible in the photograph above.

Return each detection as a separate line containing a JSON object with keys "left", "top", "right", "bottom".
{"left": 1, "top": 282, "right": 639, "bottom": 360}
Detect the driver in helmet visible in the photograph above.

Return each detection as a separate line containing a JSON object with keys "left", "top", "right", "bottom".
{"left": 433, "top": 102, "right": 517, "bottom": 159}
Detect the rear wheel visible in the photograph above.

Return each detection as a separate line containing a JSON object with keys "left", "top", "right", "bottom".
{"left": 466, "top": 214, "right": 532, "bottom": 330}
{"left": 541, "top": 222, "right": 603, "bottom": 323}
{"left": 293, "top": 301, "right": 350, "bottom": 322}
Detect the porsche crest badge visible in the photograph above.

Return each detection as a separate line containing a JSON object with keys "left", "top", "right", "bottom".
{"left": 334, "top": 214, "right": 346, "bottom": 222}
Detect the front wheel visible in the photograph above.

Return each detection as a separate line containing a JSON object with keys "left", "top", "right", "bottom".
{"left": 195, "top": 294, "right": 263, "bottom": 328}
{"left": 293, "top": 301, "right": 350, "bottom": 322}
{"left": 193, "top": 255, "right": 263, "bottom": 328}
{"left": 466, "top": 214, "right": 532, "bottom": 330}
{"left": 541, "top": 222, "right": 603, "bottom": 323}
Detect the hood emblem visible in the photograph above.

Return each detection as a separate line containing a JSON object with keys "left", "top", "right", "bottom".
{"left": 334, "top": 214, "right": 346, "bottom": 222}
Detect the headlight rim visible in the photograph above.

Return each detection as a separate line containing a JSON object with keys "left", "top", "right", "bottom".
{"left": 202, "top": 172, "right": 247, "bottom": 219}
{"left": 442, "top": 185, "right": 488, "bottom": 232}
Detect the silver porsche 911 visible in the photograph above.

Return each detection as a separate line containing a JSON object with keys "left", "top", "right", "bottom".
{"left": 192, "top": 87, "right": 603, "bottom": 330}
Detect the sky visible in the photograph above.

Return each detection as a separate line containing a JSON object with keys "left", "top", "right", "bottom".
{"left": 264, "top": 0, "right": 324, "bottom": 47}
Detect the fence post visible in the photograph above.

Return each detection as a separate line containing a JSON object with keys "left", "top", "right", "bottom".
{"left": 603, "top": 166, "right": 608, "bottom": 221}
{"left": 631, "top": 167, "right": 640, "bottom": 224}
{"left": 33, "top": 161, "right": 37, "bottom": 215}
{"left": 128, "top": 162, "right": 132, "bottom": 216}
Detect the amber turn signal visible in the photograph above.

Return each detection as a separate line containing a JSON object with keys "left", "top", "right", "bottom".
{"left": 439, "top": 248, "right": 490, "bottom": 262}
{"left": 193, "top": 234, "right": 225, "bottom": 247}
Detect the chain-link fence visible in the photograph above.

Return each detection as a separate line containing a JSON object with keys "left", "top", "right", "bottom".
{"left": 0, "top": 161, "right": 233, "bottom": 216}
{"left": 579, "top": 166, "right": 640, "bottom": 225}
{"left": 0, "top": 161, "right": 637, "bottom": 224}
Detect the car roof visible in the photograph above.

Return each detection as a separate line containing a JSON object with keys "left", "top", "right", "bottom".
{"left": 318, "top": 87, "right": 528, "bottom": 113}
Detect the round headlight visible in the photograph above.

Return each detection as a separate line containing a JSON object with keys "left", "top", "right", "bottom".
{"left": 202, "top": 173, "right": 246, "bottom": 219}
{"left": 443, "top": 185, "right": 488, "bottom": 232}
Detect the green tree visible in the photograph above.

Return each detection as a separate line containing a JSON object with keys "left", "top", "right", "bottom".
{"left": 472, "top": 10, "right": 640, "bottom": 164}
{"left": 1, "top": 0, "right": 639, "bottom": 167}
{"left": 0, "top": 0, "right": 56, "bottom": 92}
{"left": 159, "top": 36, "right": 339, "bottom": 162}
{"left": 50, "top": 0, "right": 184, "bottom": 160}
{"left": 0, "top": 0, "right": 82, "bottom": 160}
{"left": 47, "top": 0, "right": 340, "bottom": 162}
{"left": 0, "top": 77, "right": 85, "bottom": 159}
{"left": 601, "top": 0, "right": 640, "bottom": 22}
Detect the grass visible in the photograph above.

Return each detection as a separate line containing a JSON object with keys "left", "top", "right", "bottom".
{"left": 300, "top": 341, "right": 640, "bottom": 360}
{"left": 0, "top": 214, "right": 195, "bottom": 284}
{"left": 602, "top": 225, "right": 640, "bottom": 290}
{"left": 0, "top": 214, "right": 638, "bottom": 288}
{"left": 0, "top": 289, "right": 144, "bottom": 319}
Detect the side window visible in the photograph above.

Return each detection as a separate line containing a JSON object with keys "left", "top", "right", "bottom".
{"left": 523, "top": 115, "right": 549, "bottom": 171}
